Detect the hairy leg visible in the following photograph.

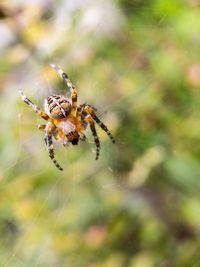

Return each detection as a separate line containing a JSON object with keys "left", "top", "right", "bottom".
{"left": 45, "top": 122, "right": 63, "bottom": 171}
{"left": 50, "top": 64, "right": 77, "bottom": 115}
{"left": 81, "top": 109, "right": 100, "bottom": 160}
{"left": 38, "top": 124, "right": 46, "bottom": 130}
{"left": 83, "top": 105, "right": 115, "bottom": 144}
{"left": 19, "top": 90, "right": 49, "bottom": 120}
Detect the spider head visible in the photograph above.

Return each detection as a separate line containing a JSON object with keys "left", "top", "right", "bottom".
{"left": 45, "top": 95, "right": 71, "bottom": 119}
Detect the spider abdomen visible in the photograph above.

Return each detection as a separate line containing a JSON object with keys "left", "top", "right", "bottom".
{"left": 45, "top": 95, "right": 71, "bottom": 119}
{"left": 66, "top": 131, "right": 79, "bottom": 145}
{"left": 57, "top": 120, "right": 76, "bottom": 134}
{"left": 56, "top": 120, "right": 80, "bottom": 145}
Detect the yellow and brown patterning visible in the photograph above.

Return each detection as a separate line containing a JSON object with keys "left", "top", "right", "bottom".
{"left": 45, "top": 95, "right": 71, "bottom": 119}
{"left": 19, "top": 64, "right": 115, "bottom": 171}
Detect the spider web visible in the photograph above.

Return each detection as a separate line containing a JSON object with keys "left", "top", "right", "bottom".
{"left": 1, "top": 72, "right": 154, "bottom": 267}
{"left": 0, "top": 0, "right": 173, "bottom": 266}
{"left": 0, "top": 57, "right": 121, "bottom": 267}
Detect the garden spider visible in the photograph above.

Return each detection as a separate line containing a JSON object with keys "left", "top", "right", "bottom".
{"left": 19, "top": 64, "right": 115, "bottom": 171}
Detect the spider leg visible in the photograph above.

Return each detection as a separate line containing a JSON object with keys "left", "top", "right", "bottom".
{"left": 84, "top": 105, "right": 115, "bottom": 144}
{"left": 19, "top": 90, "right": 49, "bottom": 120}
{"left": 83, "top": 111, "right": 100, "bottom": 160}
{"left": 90, "top": 122, "right": 100, "bottom": 160}
{"left": 45, "top": 122, "right": 63, "bottom": 171}
{"left": 76, "top": 105, "right": 82, "bottom": 117}
{"left": 92, "top": 114, "right": 115, "bottom": 143}
{"left": 50, "top": 64, "right": 77, "bottom": 115}
{"left": 80, "top": 133, "right": 86, "bottom": 141}
{"left": 38, "top": 124, "right": 46, "bottom": 130}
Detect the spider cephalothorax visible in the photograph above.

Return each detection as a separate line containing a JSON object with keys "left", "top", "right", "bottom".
{"left": 19, "top": 64, "right": 115, "bottom": 171}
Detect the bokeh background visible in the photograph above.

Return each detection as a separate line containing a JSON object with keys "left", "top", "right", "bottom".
{"left": 1, "top": 0, "right": 200, "bottom": 266}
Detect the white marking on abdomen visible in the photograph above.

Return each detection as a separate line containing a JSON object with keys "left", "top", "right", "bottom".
{"left": 57, "top": 120, "right": 76, "bottom": 135}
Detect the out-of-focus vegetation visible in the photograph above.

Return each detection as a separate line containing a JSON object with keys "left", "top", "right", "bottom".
{"left": 0, "top": 0, "right": 200, "bottom": 266}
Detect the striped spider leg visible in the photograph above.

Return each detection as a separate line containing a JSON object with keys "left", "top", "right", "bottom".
{"left": 19, "top": 64, "right": 115, "bottom": 171}
{"left": 78, "top": 104, "right": 115, "bottom": 160}
{"left": 19, "top": 90, "right": 63, "bottom": 171}
{"left": 44, "top": 122, "right": 63, "bottom": 171}
{"left": 19, "top": 90, "right": 49, "bottom": 120}
{"left": 50, "top": 64, "right": 77, "bottom": 115}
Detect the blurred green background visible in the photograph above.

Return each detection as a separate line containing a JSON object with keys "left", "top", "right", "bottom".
{"left": 1, "top": 0, "right": 200, "bottom": 266}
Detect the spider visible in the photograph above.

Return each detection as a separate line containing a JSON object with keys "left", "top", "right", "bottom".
{"left": 19, "top": 64, "right": 115, "bottom": 171}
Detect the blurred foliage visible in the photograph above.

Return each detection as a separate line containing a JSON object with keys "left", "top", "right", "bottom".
{"left": 0, "top": 0, "right": 200, "bottom": 266}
